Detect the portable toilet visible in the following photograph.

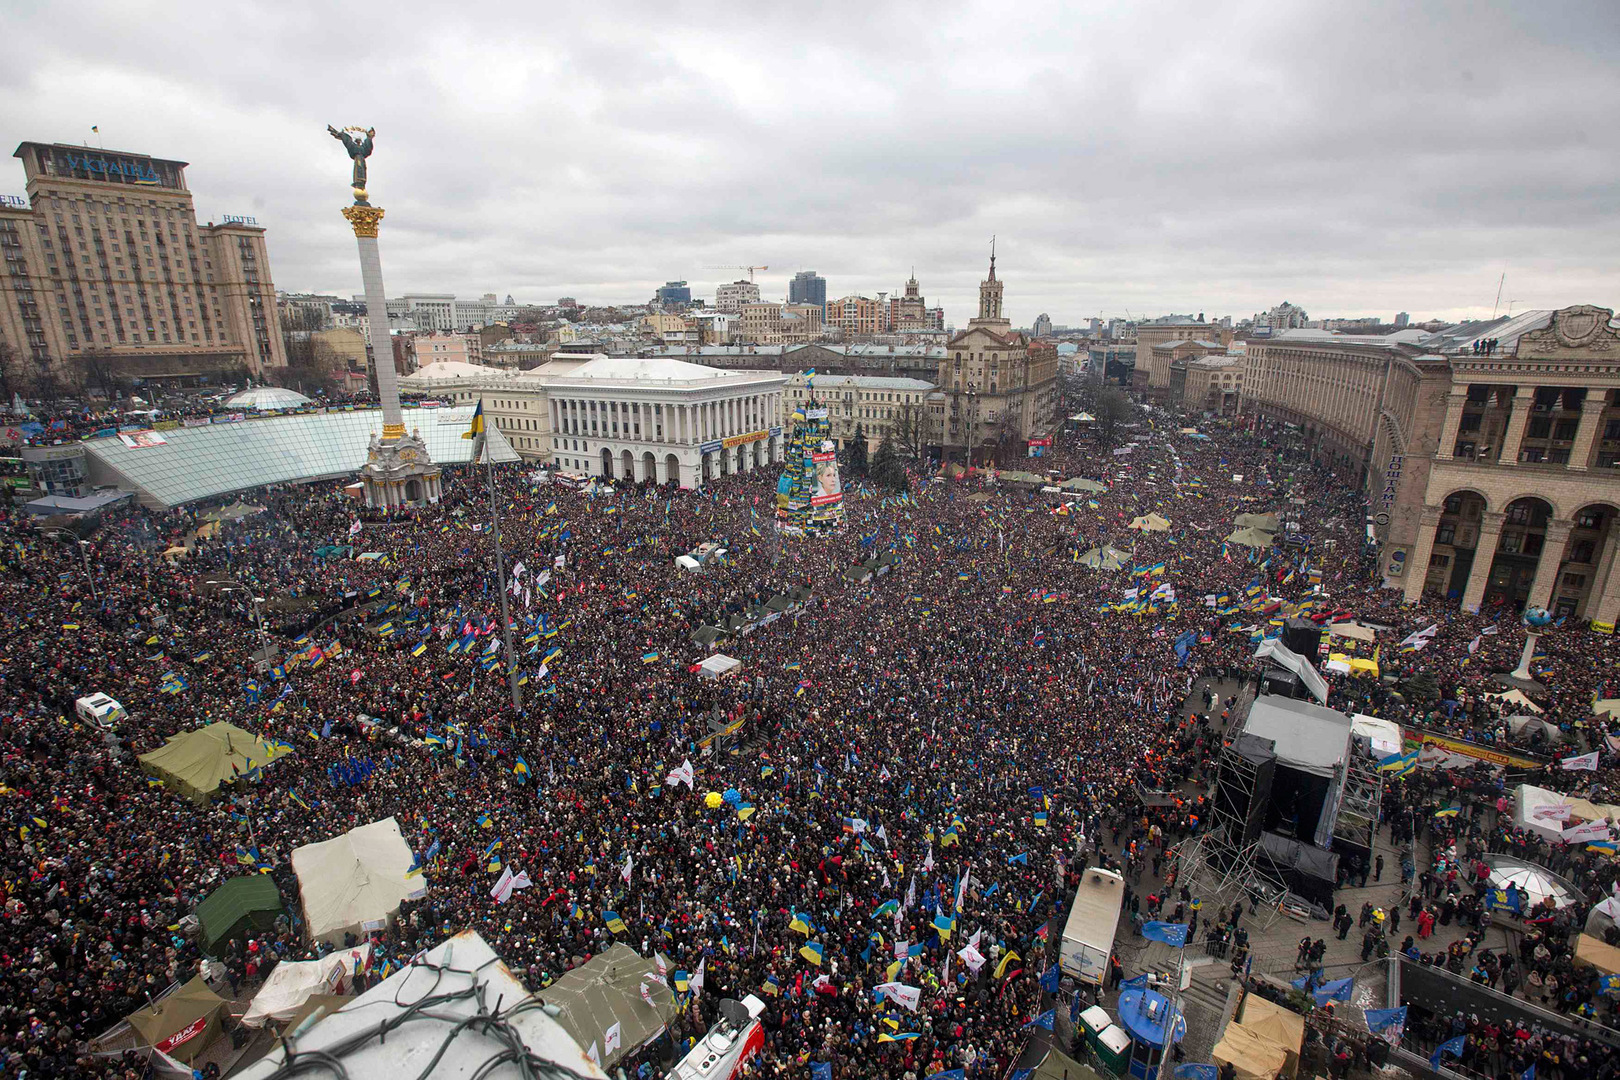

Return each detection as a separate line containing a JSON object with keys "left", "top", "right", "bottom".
{"left": 1078, "top": 1005, "right": 1113, "bottom": 1056}
{"left": 1094, "top": 1024, "right": 1132, "bottom": 1076}
{"left": 1116, "top": 988, "right": 1186, "bottom": 1080}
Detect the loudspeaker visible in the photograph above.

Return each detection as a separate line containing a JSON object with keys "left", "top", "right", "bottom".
{"left": 1261, "top": 666, "right": 1300, "bottom": 698}
{"left": 1282, "top": 617, "right": 1324, "bottom": 660}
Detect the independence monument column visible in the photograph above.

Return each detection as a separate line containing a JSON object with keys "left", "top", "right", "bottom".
{"left": 329, "top": 125, "right": 441, "bottom": 508}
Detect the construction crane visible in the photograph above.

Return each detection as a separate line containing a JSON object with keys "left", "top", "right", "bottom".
{"left": 701, "top": 265, "right": 769, "bottom": 282}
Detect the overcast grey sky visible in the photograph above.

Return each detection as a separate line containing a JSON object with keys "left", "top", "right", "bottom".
{"left": 4, "top": 0, "right": 1617, "bottom": 327}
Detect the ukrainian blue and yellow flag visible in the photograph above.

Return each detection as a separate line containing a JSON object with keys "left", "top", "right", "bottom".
{"left": 603, "top": 910, "right": 628, "bottom": 934}
{"left": 798, "top": 941, "right": 824, "bottom": 966}
{"left": 789, "top": 912, "right": 811, "bottom": 935}
{"left": 1377, "top": 749, "right": 1418, "bottom": 776}
{"left": 462, "top": 400, "right": 485, "bottom": 440}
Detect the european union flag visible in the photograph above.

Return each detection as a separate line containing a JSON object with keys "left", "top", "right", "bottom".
{"left": 1173, "top": 1066, "right": 1219, "bottom": 1080}
{"left": 1022, "top": 1010, "right": 1055, "bottom": 1031}
{"left": 1040, "top": 965, "right": 1061, "bottom": 991}
{"left": 1364, "top": 1006, "right": 1406, "bottom": 1040}
{"left": 927, "top": 1071, "right": 966, "bottom": 1080}
{"left": 1143, "top": 921, "right": 1190, "bottom": 948}
{"left": 1430, "top": 1035, "right": 1465, "bottom": 1070}
{"left": 812, "top": 1065, "right": 832, "bottom": 1080}
{"left": 1311, "top": 976, "right": 1354, "bottom": 1005}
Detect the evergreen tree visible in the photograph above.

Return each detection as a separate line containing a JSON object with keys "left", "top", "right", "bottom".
{"left": 847, "top": 425, "right": 870, "bottom": 476}
{"left": 871, "top": 433, "right": 908, "bottom": 492}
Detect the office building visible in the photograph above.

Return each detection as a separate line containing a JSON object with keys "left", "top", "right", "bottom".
{"left": 782, "top": 372, "right": 942, "bottom": 454}
{"left": 788, "top": 270, "right": 826, "bottom": 310}
{"left": 715, "top": 279, "right": 760, "bottom": 313}
{"left": 1394, "top": 312, "right": 1410, "bottom": 328}
{"left": 0, "top": 140, "right": 288, "bottom": 387}
{"left": 1240, "top": 306, "right": 1620, "bottom": 625}
{"left": 1032, "top": 313, "right": 1052, "bottom": 338}
{"left": 655, "top": 281, "right": 691, "bottom": 307}
{"left": 1134, "top": 321, "right": 1230, "bottom": 396}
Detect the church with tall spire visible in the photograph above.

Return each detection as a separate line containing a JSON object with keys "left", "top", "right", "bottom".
{"left": 939, "top": 241, "right": 1059, "bottom": 462}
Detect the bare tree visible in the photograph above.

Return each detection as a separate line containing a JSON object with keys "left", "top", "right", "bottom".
{"left": 0, "top": 341, "right": 21, "bottom": 407}
{"left": 893, "top": 400, "right": 932, "bottom": 461}
{"left": 75, "top": 350, "right": 121, "bottom": 402}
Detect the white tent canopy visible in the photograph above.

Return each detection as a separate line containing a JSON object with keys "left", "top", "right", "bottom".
{"left": 696, "top": 654, "right": 742, "bottom": 679}
{"left": 291, "top": 817, "right": 421, "bottom": 945}
{"left": 242, "top": 945, "right": 371, "bottom": 1028}
{"left": 1350, "top": 714, "right": 1402, "bottom": 756}
{"left": 1514, "top": 784, "right": 1571, "bottom": 842}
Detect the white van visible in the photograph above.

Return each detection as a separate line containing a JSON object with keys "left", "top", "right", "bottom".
{"left": 75, "top": 693, "right": 126, "bottom": 728}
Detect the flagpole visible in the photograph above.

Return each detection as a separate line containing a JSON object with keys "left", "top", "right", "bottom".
{"left": 484, "top": 439, "right": 522, "bottom": 712}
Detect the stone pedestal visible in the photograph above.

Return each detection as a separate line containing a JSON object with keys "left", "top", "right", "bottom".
{"left": 361, "top": 425, "right": 442, "bottom": 508}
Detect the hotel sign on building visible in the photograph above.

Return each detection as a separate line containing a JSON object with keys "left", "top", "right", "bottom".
{"left": 40, "top": 147, "right": 182, "bottom": 189}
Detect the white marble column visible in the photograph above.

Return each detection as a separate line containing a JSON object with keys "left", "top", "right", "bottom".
{"left": 1527, "top": 518, "right": 1574, "bottom": 611}
{"left": 1461, "top": 511, "right": 1506, "bottom": 612}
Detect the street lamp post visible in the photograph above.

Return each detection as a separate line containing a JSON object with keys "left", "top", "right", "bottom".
{"left": 41, "top": 527, "right": 97, "bottom": 601}
{"left": 215, "top": 579, "right": 273, "bottom": 663}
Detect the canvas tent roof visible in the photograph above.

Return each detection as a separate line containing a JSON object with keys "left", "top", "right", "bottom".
{"left": 291, "top": 816, "right": 420, "bottom": 945}
{"left": 138, "top": 722, "right": 293, "bottom": 804}
{"left": 1242, "top": 695, "right": 1351, "bottom": 777}
{"left": 538, "top": 944, "right": 678, "bottom": 1070}
{"left": 1027, "top": 1047, "right": 1106, "bottom": 1080}
{"left": 1514, "top": 784, "right": 1570, "bottom": 842}
{"left": 1327, "top": 622, "right": 1376, "bottom": 643}
{"left": 1254, "top": 639, "right": 1329, "bottom": 705}
{"left": 1128, "top": 512, "right": 1172, "bottom": 532}
{"left": 237, "top": 931, "right": 605, "bottom": 1080}
{"left": 1574, "top": 933, "right": 1620, "bottom": 976}
{"left": 1226, "top": 526, "right": 1277, "bottom": 548}
{"left": 697, "top": 654, "right": 742, "bottom": 678}
{"left": 1485, "top": 854, "right": 1585, "bottom": 908}
{"left": 1079, "top": 546, "right": 1131, "bottom": 571}
{"left": 1234, "top": 512, "right": 1280, "bottom": 533}
{"left": 1238, "top": 996, "right": 1305, "bottom": 1075}
{"left": 195, "top": 874, "right": 284, "bottom": 956}
{"left": 1060, "top": 477, "right": 1107, "bottom": 493}
{"left": 1597, "top": 699, "right": 1620, "bottom": 719}
{"left": 1350, "top": 714, "right": 1403, "bottom": 756}
{"left": 1212, "top": 1019, "right": 1290, "bottom": 1080}
{"left": 1485, "top": 687, "right": 1544, "bottom": 713}
{"left": 124, "top": 976, "right": 228, "bottom": 1064}
{"left": 242, "top": 944, "right": 370, "bottom": 1028}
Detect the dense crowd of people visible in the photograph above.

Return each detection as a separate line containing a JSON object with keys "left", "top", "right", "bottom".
{"left": 0, "top": 402, "right": 1615, "bottom": 1080}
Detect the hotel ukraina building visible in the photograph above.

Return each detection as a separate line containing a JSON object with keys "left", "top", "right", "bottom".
{"left": 1240, "top": 305, "right": 1620, "bottom": 629}
{"left": 0, "top": 141, "right": 286, "bottom": 386}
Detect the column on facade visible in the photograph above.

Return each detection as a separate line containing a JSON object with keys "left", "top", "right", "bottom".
{"left": 1527, "top": 518, "right": 1574, "bottom": 611}
{"left": 1402, "top": 506, "right": 1444, "bottom": 603}
{"left": 1460, "top": 510, "right": 1507, "bottom": 612}
{"left": 1497, "top": 386, "right": 1536, "bottom": 465}
{"left": 1569, "top": 393, "right": 1608, "bottom": 471}
{"left": 1588, "top": 526, "right": 1620, "bottom": 628}
{"left": 1432, "top": 392, "right": 1467, "bottom": 461}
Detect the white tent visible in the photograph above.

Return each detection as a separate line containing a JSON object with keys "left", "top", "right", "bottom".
{"left": 242, "top": 944, "right": 371, "bottom": 1028}
{"left": 674, "top": 555, "right": 701, "bottom": 571}
{"left": 1350, "top": 714, "right": 1403, "bottom": 757}
{"left": 291, "top": 817, "right": 421, "bottom": 946}
{"left": 1485, "top": 687, "right": 1543, "bottom": 713}
{"left": 696, "top": 654, "right": 742, "bottom": 679}
{"left": 1514, "top": 784, "right": 1571, "bottom": 842}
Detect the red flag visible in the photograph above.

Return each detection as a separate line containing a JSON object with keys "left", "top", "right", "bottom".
{"left": 350, "top": 669, "right": 363, "bottom": 684}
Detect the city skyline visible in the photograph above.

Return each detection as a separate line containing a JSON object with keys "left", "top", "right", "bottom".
{"left": 4, "top": 0, "right": 1617, "bottom": 327}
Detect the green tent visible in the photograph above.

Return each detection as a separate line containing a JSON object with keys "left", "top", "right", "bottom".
{"left": 196, "top": 874, "right": 284, "bottom": 956}
{"left": 1079, "top": 546, "right": 1131, "bottom": 571}
{"left": 1234, "top": 511, "right": 1280, "bottom": 533}
{"left": 138, "top": 722, "right": 294, "bottom": 804}
{"left": 539, "top": 944, "right": 678, "bottom": 1069}
{"left": 1226, "top": 526, "right": 1277, "bottom": 549}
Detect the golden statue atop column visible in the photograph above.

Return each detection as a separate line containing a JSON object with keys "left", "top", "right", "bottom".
{"left": 328, "top": 124, "right": 441, "bottom": 507}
